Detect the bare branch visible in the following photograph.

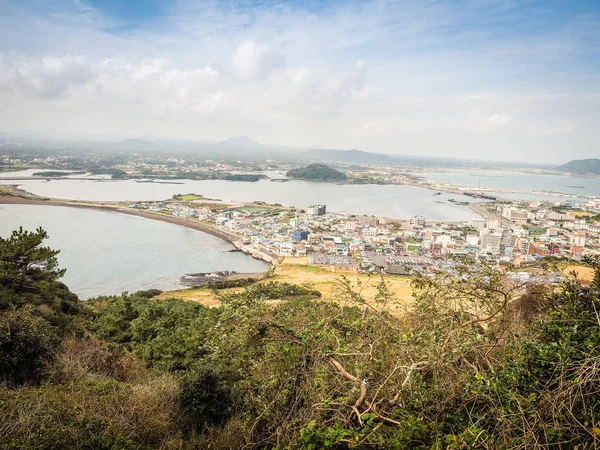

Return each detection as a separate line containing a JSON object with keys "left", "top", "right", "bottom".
{"left": 327, "top": 357, "right": 358, "bottom": 383}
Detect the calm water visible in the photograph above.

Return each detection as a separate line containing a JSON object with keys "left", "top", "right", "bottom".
{"left": 0, "top": 177, "right": 479, "bottom": 221}
{"left": 421, "top": 170, "right": 600, "bottom": 197}
{"left": 0, "top": 204, "right": 268, "bottom": 299}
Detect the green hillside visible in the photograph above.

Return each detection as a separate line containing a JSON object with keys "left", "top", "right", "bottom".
{"left": 556, "top": 158, "right": 600, "bottom": 175}
{"left": 2, "top": 227, "right": 600, "bottom": 449}
{"left": 286, "top": 163, "right": 347, "bottom": 181}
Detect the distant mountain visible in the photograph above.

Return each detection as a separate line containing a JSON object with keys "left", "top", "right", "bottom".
{"left": 0, "top": 130, "right": 569, "bottom": 169}
{"left": 215, "top": 136, "right": 264, "bottom": 149}
{"left": 303, "top": 148, "right": 394, "bottom": 164}
{"left": 556, "top": 159, "right": 600, "bottom": 175}
{"left": 105, "top": 139, "right": 166, "bottom": 151}
{"left": 286, "top": 164, "right": 347, "bottom": 181}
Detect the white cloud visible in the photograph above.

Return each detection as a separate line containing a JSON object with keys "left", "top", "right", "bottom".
{"left": 0, "top": 54, "right": 94, "bottom": 98}
{"left": 229, "top": 40, "right": 283, "bottom": 81}
{"left": 485, "top": 113, "right": 512, "bottom": 127}
{"left": 0, "top": 0, "right": 598, "bottom": 161}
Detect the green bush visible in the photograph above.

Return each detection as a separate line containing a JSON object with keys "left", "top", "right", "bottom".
{"left": 90, "top": 294, "right": 218, "bottom": 371}
{"left": 178, "top": 366, "right": 234, "bottom": 433}
{"left": 203, "top": 277, "right": 258, "bottom": 289}
{"left": 0, "top": 306, "right": 61, "bottom": 385}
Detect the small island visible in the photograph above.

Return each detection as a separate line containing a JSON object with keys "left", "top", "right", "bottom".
{"left": 286, "top": 163, "right": 347, "bottom": 181}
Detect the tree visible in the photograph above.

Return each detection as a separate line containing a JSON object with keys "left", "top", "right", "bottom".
{"left": 0, "top": 227, "right": 65, "bottom": 295}
{"left": 0, "top": 227, "right": 78, "bottom": 315}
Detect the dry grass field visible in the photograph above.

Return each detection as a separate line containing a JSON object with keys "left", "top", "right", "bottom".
{"left": 561, "top": 264, "right": 596, "bottom": 282}
{"left": 159, "top": 259, "right": 414, "bottom": 309}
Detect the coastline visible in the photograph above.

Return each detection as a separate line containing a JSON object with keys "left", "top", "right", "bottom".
{"left": 0, "top": 195, "right": 278, "bottom": 265}
{"left": 0, "top": 196, "right": 236, "bottom": 241}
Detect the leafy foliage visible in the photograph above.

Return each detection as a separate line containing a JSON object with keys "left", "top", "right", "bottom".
{"left": 177, "top": 366, "right": 234, "bottom": 433}
{"left": 286, "top": 163, "right": 348, "bottom": 181}
{"left": 0, "top": 227, "right": 80, "bottom": 385}
{"left": 0, "top": 227, "right": 80, "bottom": 317}
{"left": 0, "top": 306, "right": 61, "bottom": 385}
{"left": 2, "top": 228, "right": 600, "bottom": 449}
{"left": 203, "top": 277, "right": 258, "bottom": 289}
{"left": 90, "top": 294, "right": 218, "bottom": 372}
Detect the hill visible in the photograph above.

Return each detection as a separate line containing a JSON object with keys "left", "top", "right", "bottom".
{"left": 215, "top": 136, "right": 264, "bottom": 149}
{"left": 286, "top": 163, "right": 347, "bottom": 181}
{"left": 556, "top": 158, "right": 600, "bottom": 175}
{"left": 302, "top": 148, "right": 394, "bottom": 164}
{"left": 2, "top": 226, "right": 600, "bottom": 448}
{"left": 105, "top": 139, "right": 168, "bottom": 151}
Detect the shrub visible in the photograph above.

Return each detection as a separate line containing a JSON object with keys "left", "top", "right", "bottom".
{"left": 0, "top": 307, "right": 61, "bottom": 385}
{"left": 90, "top": 294, "right": 218, "bottom": 371}
{"left": 132, "top": 289, "right": 163, "bottom": 299}
{"left": 177, "top": 366, "right": 234, "bottom": 433}
{"left": 203, "top": 277, "right": 258, "bottom": 289}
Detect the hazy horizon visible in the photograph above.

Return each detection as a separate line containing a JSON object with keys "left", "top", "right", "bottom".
{"left": 1, "top": 0, "right": 599, "bottom": 163}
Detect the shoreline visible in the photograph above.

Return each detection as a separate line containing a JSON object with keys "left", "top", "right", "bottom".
{"left": 0, "top": 196, "right": 237, "bottom": 242}
{"left": 0, "top": 195, "right": 278, "bottom": 265}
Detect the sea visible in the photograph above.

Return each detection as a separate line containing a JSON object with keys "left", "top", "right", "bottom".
{"left": 0, "top": 172, "right": 478, "bottom": 222}
{"left": 0, "top": 204, "right": 268, "bottom": 299}
{"left": 420, "top": 169, "right": 600, "bottom": 198}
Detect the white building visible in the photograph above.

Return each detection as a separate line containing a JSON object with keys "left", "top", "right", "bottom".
{"left": 362, "top": 227, "right": 379, "bottom": 238}
{"left": 345, "top": 221, "right": 357, "bottom": 232}
{"left": 502, "top": 207, "right": 528, "bottom": 224}
{"left": 279, "top": 241, "right": 295, "bottom": 256}
{"left": 307, "top": 204, "right": 326, "bottom": 216}
{"left": 410, "top": 215, "right": 425, "bottom": 227}
{"left": 571, "top": 233, "right": 586, "bottom": 247}
{"left": 466, "top": 235, "right": 480, "bottom": 246}
{"left": 481, "top": 232, "right": 502, "bottom": 254}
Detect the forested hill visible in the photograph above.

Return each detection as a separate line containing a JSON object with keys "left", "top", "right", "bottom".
{"left": 286, "top": 163, "right": 348, "bottom": 181}
{"left": 2, "top": 226, "right": 600, "bottom": 449}
{"left": 556, "top": 158, "right": 600, "bottom": 175}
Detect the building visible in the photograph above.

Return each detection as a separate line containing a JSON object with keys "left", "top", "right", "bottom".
{"left": 345, "top": 221, "right": 358, "bottom": 232}
{"left": 528, "top": 242, "right": 552, "bottom": 256}
{"left": 547, "top": 211, "right": 576, "bottom": 221}
{"left": 571, "top": 233, "right": 586, "bottom": 247}
{"left": 292, "top": 230, "right": 309, "bottom": 242}
{"left": 481, "top": 232, "right": 502, "bottom": 254}
{"left": 502, "top": 207, "right": 528, "bottom": 224}
{"left": 466, "top": 234, "right": 479, "bottom": 246}
{"left": 307, "top": 204, "right": 326, "bottom": 216}
{"left": 410, "top": 215, "right": 425, "bottom": 227}
{"left": 358, "top": 216, "right": 379, "bottom": 226}
{"left": 362, "top": 227, "right": 379, "bottom": 238}
{"left": 514, "top": 237, "right": 530, "bottom": 254}
{"left": 486, "top": 218, "right": 501, "bottom": 230}
{"left": 279, "top": 241, "right": 295, "bottom": 256}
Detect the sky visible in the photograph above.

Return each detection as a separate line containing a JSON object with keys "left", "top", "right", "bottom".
{"left": 0, "top": 0, "right": 599, "bottom": 163}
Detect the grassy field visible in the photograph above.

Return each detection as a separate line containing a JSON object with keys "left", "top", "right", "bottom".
{"left": 159, "top": 259, "right": 414, "bottom": 310}
{"left": 174, "top": 194, "right": 203, "bottom": 201}
{"left": 561, "top": 264, "right": 595, "bottom": 282}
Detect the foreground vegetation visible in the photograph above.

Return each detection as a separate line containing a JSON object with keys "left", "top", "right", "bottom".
{"left": 1, "top": 227, "right": 599, "bottom": 449}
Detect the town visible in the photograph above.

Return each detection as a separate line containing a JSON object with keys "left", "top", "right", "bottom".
{"left": 124, "top": 194, "right": 600, "bottom": 281}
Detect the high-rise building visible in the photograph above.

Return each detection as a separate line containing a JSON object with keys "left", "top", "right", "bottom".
{"left": 307, "top": 204, "right": 326, "bottom": 216}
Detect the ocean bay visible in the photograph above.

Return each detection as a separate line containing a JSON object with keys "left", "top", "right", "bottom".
{"left": 420, "top": 169, "right": 600, "bottom": 197}
{"left": 1, "top": 176, "right": 479, "bottom": 222}
{"left": 0, "top": 204, "right": 268, "bottom": 299}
